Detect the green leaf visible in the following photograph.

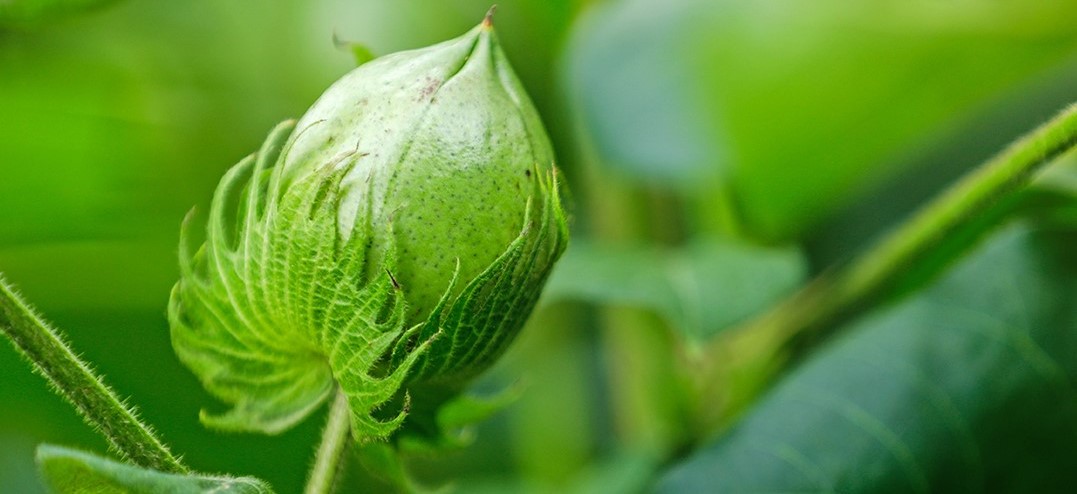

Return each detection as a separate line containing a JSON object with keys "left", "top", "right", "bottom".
{"left": 399, "top": 383, "right": 526, "bottom": 455}
{"left": 543, "top": 237, "right": 805, "bottom": 341}
{"left": 36, "top": 444, "right": 273, "bottom": 494}
{"left": 332, "top": 34, "right": 376, "bottom": 66}
{"left": 1027, "top": 153, "right": 1077, "bottom": 228}
{"left": 567, "top": 0, "right": 1077, "bottom": 239}
{"left": 1038, "top": 158, "right": 1077, "bottom": 196}
{"left": 355, "top": 443, "right": 438, "bottom": 494}
{"left": 657, "top": 223, "right": 1077, "bottom": 492}
{"left": 353, "top": 385, "right": 526, "bottom": 493}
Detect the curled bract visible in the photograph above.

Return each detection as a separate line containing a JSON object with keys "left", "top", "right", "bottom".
{"left": 168, "top": 19, "right": 567, "bottom": 442}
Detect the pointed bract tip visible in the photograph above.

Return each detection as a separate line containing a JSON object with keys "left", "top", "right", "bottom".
{"left": 482, "top": 5, "right": 497, "bottom": 29}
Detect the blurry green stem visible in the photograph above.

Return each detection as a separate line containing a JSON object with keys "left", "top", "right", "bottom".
{"left": 0, "top": 277, "right": 187, "bottom": 474}
{"left": 575, "top": 114, "right": 693, "bottom": 457}
{"left": 833, "top": 103, "right": 1077, "bottom": 318}
{"left": 705, "top": 102, "right": 1077, "bottom": 430}
{"left": 305, "top": 389, "right": 351, "bottom": 494}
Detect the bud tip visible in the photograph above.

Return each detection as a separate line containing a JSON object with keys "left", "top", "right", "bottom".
{"left": 483, "top": 5, "right": 497, "bottom": 29}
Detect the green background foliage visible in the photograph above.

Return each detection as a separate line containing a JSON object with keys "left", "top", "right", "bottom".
{"left": 658, "top": 224, "right": 1077, "bottom": 493}
{"left": 3, "top": 0, "right": 1077, "bottom": 492}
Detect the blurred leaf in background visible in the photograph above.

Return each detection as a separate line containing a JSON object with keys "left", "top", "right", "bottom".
{"left": 545, "top": 238, "right": 805, "bottom": 342}
{"left": 567, "top": 0, "right": 1077, "bottom": 240}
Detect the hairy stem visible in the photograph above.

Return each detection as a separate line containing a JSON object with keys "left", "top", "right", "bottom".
{"left": 834, "top": 103, "right": 1077, "bottom": 315}
{"left": 0, "top": 276, "right": 187, "bottom": 473}
{"left": 704, "top": 102, "right": 1077, "bottom": 430}
{"left": 305, "top": 389, "right": 352, "bottom": 494}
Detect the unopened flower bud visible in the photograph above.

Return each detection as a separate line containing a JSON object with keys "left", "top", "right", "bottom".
{"left": 169, "top": 17, "right": 567, "bottom": 441}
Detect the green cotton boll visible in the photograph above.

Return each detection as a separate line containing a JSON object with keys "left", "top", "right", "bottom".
{"left": 168, "top": 18, "right": 568, "bottom": 442}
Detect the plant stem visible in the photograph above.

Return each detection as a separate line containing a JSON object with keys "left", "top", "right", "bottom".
{"left": 703, "top": 102, "right": 1077, "bottom": 431}
{"left": 304, "top": 389, "right": 351, "bottom": 494}
{"left": 0, "top": 276, "right": 187, "bottom": 474}
{"left": 574, "top": 119, "right": 692, "bottom": 457}
{"left": 834, "top": 103, "right": 1077, "bottom": 316}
